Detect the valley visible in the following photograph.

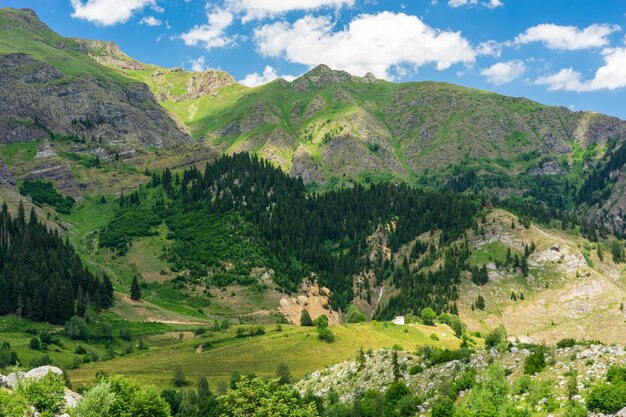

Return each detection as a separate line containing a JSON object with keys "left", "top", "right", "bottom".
{"left": 0, "top": 5, "right": 626, "bottom": 417}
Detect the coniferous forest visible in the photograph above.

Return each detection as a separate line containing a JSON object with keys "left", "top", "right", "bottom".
{"left": 0, "top": 203, "right": 113, "bottom": 324}
{"left": 102, "top": 153, "right": 480, "bottom": 314}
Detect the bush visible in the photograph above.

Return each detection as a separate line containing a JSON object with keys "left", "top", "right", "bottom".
{"left": 65, "top": 316, "right": 89, "bottom": 340}
{"left": 315, "top": 314, "right": 329, "bottom": 329}
{"left": 71, "top": 381, "right": 116, "bottom": 417}
{"left": 556, "top": 338, "right": 577, "bottom": 349}
{"left": 420, "top": 307, "right": 437, "bottom": 325}
{"left": 587, "top": 383, "right": 626, "bottom": 414}
{"left": 607, "top": 365, "right": 626, "bottom": 384}
{"left": 524, "top": 346, "right": 547, "bottom": 375}
{"left": 418, "top": 346, "right": 471, "bottom": 366}
{"left": 345, "top": 304, "right": 366, "bottom": 323}
{"left": 18, "top": 371, "right": 66, "bottom": 415}
{"left": 107, "top": 376, "right": 171, "bottom": 417}
{"left": 562, "top": 402, "right": 588, "bottom": 417}
{"left": 300, "top": 310, "right": 314, "bottom": 327}
{"left": 0, "top": 389, "right": 28, "bottom": 417}
{"left": 317, "top": 327, "right": 335, "bottom": 343}
{"left": 484, "top": 325, "right": 506, "bottom": 348}
{"left": 431, "top": 396, "right": 455, "bottom": 417}
{"left": 173, "top": 365, "right": 187, "bottom": 387}
{"left": 409, "top": 364, "right": 424, "bottom": 375}
{"left": 29, "top": 355, "right": 52, "bottom": 368}
{"left": 19, "top": 180, "right": 75, "bottom": 214}
{"left": 30, "top": 337, "right": 41, "bottom": 350}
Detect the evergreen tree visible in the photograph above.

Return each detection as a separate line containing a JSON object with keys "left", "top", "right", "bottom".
{"left": 130, "top": 276, "right": 142, "bottom": 301}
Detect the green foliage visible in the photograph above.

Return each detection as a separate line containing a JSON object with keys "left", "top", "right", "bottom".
{"left": 317, "top": 327, "right": 335, "bottom": 343}
{"left": 420, "top": 307, "right": 437, "bottom": 326}
{"left": 99, "top": 208, "right": 161, "bottom": 254}
{"left": 484, "top": 325, "right": 506, "bottom": 348}
{"left": 130, "top": 276, "right": 142, "bottom": 301}
{"left": 431, "top": 396, "right": 455, "bottom": 417}
{"left": 0, "top": 342, "right": 20, "bottom": 367}
{"left": 418, "top": 346, "right": 471, "bottom": 367}
{"left": 456, "top": 362, "right": 511, "bottom": 417}
{"left": 345, "top": 305, "right": 366, "bottom": 323}
{"left": 19, "top": 180, "right": 75, "bottom": 214}
{"left": 300, "top": 310, "right": 314, "bottom": 327}
{"left": 316, "top": 315, "right": 329, "bottom": 329}
{"left": 0, "top": 206, "right": 113, "bottom": 324}
{"left": 65, "top": 316, "right": 90, "bottom": 340}
{"left": 556, "top": 338, "right": 577, "bottom": 349}
{"left": 587, "top": 365, "right": 626, "bottom": 414}
{"left": 562, "top": 402, "right": 588, "bottom": 417}
{"left": 523, "top": 345, "right": 547, "bottom": 375}
{"left": 18, "top": 371, "right": 66, "bottom": 415}
{"left": 219, "top": 378, "right": 319, "bottom": 417}
{"left": 276, "top": 363, "right": 292, "bottom": 385}
{"left": 106, "top": 375, "right": 172, "bottom": 417}
{"left": 0, "top": 389, "right": 28, "bottom": 417}
{"left": 71, "top": 381, "right": 116, "bottom": 417}
{"left": 173, "top": 366, "right": 187, "bottom": 387}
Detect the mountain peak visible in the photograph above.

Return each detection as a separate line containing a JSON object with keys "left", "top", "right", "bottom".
{"left": 0, "top": 7, "right": 51, "bottom": 33}
{"left": 292, "top": 64, "right": 356, "bottom": 92}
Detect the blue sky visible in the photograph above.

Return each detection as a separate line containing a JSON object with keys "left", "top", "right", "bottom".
{"left": 5, "top": 0, "right": 626, "bottom": 118}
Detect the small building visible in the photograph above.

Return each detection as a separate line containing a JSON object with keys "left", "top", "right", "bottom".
{"left": 392, "top": 316, "right": 405, "bottom": 325}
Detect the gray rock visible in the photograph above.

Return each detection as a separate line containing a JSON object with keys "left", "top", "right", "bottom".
{"left": 24, "top": 365, "right": 63, "bottom": 380}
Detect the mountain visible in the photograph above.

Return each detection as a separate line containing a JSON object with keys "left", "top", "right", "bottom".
{"left": 89, "top": 42, "right": 626, "bottom": 236}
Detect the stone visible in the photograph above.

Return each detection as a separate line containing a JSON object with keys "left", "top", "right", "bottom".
{"left": 25, "top": 365, "right": 63, "bottom": 380}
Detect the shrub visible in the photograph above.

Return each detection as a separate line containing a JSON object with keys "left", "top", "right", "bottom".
{"left": 300, "top": 310, "right": 314, "bottom": 327}
{"left": 107, "top": 376, "right": 171, "bottom": 417}
{"left": 315, "top": 314, "right": 329, "bottom": 329}
{"left": 19, "top": 180, "right": 75, "bottom": 214}
{"left": 173, "top": 365, "right": 187, "bottom": 387}
{"left": 409, "top": 364, "right": 424, "bottom": 375}
{"left": 345, "top": 304, "right": 366, "bottom": 323}
{"left": 587, "top": 383, "right": 626, "bottom": 414}
{"left": 29, "top": 355, "right": 52, "bottom": 368}
{"left": 0, "top": 389, "right": 28, "bottom": 417}
{"left": 431, "top": 396, "right": 455, "bottom": 417}
{"left": 65, "top": 316, "right": 89, "bottom": 340}
{"left": 418, "top": 346, "right": 471, "bottom": 366}
{"left": 71, "top": 381, "right": 116, "bottom": 417}
{"left": 607, "top": 365, "right": 626, "bottom": 384}
{"left": 420, "top": 307, "right": 437, "bottom": 325}
{"left": 524, "top": 346, "right": 546, "bottom": 375}
{"left": 18, "top": 371, "right": 65, "bottom": 415}
{"left": 556, "top": 338, "right": 577, "bottom": 349}
{"left": 562, "top": 402, "right": 588, "bottom": 417}
{"left": 317, "top": 327, "right": 335, "bottom": 343}
{"left": 484, "top": 325, "right": 506, "bottom": 348}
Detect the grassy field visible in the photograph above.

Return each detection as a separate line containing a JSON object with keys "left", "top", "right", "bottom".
{"left": 69, "top": 321, "right": 465, "bottom": 390}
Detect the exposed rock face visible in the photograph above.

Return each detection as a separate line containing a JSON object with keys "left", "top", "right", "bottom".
{"left": 35, "top": 139, "right": 56, "bottom": 158}
{"left": 72, "top": 39, "right": 145, "bottom": 70}
{"left": 279, "top": 280, "right": 341, "bottom": 325}
{"left": 0, "top": 53, "right": 189, "bottom": 148}
{"left": 0, "top": 157, "right": 15, "bottom": 186}
{"left": 527, "top": 159, "right": 566, "bottom": 176}
{"left": 23, "top": 158, "right": 81, "bottom": 199}
{"left": 182, "top": 70, "right": 236, "bottom": 101}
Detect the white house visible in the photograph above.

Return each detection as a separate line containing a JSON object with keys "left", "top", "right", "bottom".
{"left": 392, "top": 316, "right": 405, "bottom": 325}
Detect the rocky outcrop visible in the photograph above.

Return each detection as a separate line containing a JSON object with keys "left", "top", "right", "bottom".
{"left": 72, "top": 39, "right": 145, "bottom": 71}
{"left": 527, "top": 159, "right": 566, "bottom": 176}
{"left": 0, "top": 53, "right": 189, "bottom": 148}
{"left": 0, "top": 157, "right": 15, "bottom": 186}
{"left": 279, "top": 280, "right": 340, "bottom": 325}
{"left": 1, "top": 366, "right": 81, "bottom": 416}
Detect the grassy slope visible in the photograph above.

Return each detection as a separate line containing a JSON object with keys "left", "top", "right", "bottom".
{"left": 69, "top": 321, "right": 463, "bottom": 390}
{"left": 0, "top": 9, "right": 129, "bottom": 83}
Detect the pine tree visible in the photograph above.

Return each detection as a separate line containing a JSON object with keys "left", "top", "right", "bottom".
{"left": 130, "top": 276, "right": 142, "bottom": 301}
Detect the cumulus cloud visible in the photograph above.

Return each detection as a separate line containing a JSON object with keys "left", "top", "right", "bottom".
{"left": 180, "top": 8, "right": 235, "bottom": 50}
{"left": 140, "top": 16, "right": 161, "bottom": 26}
{"left": 226, "top": 0, "right": 354, "bottom": 22}
{"left": 515, "top": 23, "right": 620, "bottom": 50}
{"left": 188, "top": 56, "right": 211, "bottom": 72}
{"left": 448, "top": 0, "right": 503, "bottom": 9}
{"left": 480, "top": 60, "right": 526, "bottom": 85}
{"left": 71, "top": 0, "right": 156, "bottom": 26}
{"left": 535, "top": 47, "right": 626, "bottom": 92}
{"left": 254, "top": 12, "right": 476, "bottom": 79}
{"left": 240, "top": 66, "right": 298, "bottom": 87}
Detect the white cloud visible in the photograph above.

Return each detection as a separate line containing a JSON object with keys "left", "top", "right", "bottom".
{"left": 140, "top": 16, "right": 161, "bottom": 26}
{"left": 515, "top": 23, "right": 620, "bottom": 50}
{"left": 254, "top": 12, "right": 476, "bottom": 79}
{"left": 535, "top": 47, "right": 626, "bottom": 92}
{"left": 480, "top": 60, "right": 526, "bottom": 85}
{"left": 240, "top": 66, "right": 298, "bottom": 87}
{"left": 476, "top": 40, "right": 502, "bottom": 57}
{"left": 180, "top": 8, "right": 235, "bottom": 50}
{"left": 448, "top": 0, "right": 503, "bottom": 9}
{"left": 71, "top": 0, "right": 156, "bottom": 26}
{"left": 188, "top": 56, "right": 211, "bottom": 72}
{"left": 226, "top": 0, "right": 354, "bottom": 22}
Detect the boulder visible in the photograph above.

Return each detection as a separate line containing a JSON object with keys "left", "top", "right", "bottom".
{"left": 617, "top": 406, "right": 626, "bottom": 417}
{"left": 25, "top": 365, "right": 64, "bottom": 380}
{"left": 0, "top": 374, "right": 12, "bottom": 388}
